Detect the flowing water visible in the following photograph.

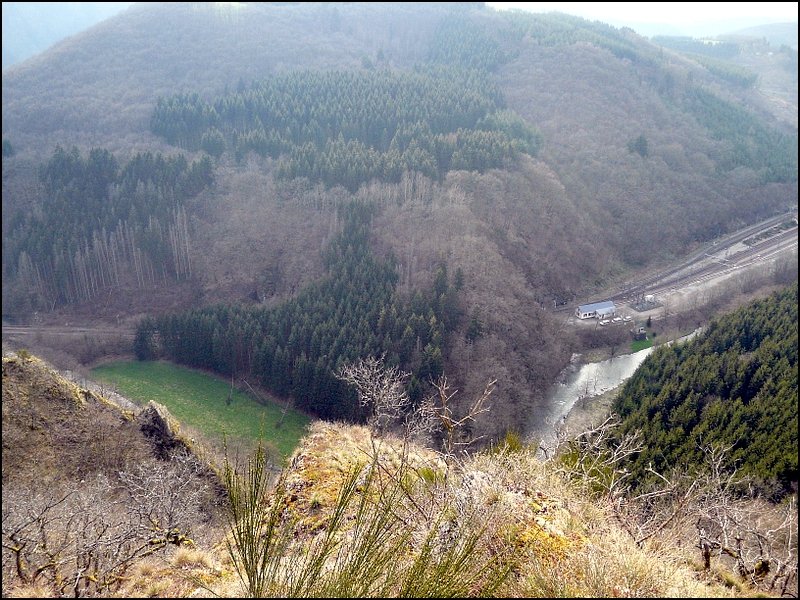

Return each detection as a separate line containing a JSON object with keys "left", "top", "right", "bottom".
{"left": 527, "top": 328, "right": 703, "bottom": 449}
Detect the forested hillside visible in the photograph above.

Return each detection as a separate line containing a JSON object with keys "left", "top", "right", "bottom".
{"left": 150, "top": 67, "right": 540, "bottom": 190}
{"left": 650, "top": 29, "right": 798, "bottom": 128}
{"left": 612, "top": 283, "right": 798, "bottom": 499}
{"left": 5, "top": 147, "right": 212, "bottom": 306}
{"left": 135, "top": 203, "right": 461, "bottom": 422}
{"left": 2, "top": 2, "right": 797, "bottom": 444}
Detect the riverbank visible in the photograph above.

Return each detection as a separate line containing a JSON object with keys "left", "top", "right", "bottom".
{"left": 560, "top": 386, "right": 619, "bottom": 439}
{"left": 560, "top": 325, "right": 706, "bottom": 440}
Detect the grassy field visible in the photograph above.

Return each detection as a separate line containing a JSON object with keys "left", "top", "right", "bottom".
{"left": 91, "top": 361, "right": 311, "bottom": 461}
{"left": 629, "top": 338, "right": 653, "bottom": 353}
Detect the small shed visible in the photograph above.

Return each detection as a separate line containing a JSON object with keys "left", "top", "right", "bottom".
{"left": 575, "top": 300, "right": 616, "bottom": 320}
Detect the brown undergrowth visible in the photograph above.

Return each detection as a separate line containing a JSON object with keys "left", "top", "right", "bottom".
{"left": 1, "top": 351, "right": 768, "bottom": 597}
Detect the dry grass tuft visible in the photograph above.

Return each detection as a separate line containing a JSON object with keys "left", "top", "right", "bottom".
{"left": 172, "top": 547, "right": 216, "bottom": 570}
{"left": 281, "top": 421, "right": 445, "bottom": 532}
{"left": 263, "top": 424, "right": 756, "bottom": 598}
{"left": 4, "top": 584, "right": 54, "bottom": 598}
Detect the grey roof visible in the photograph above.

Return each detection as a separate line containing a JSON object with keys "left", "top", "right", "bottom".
{"left": 577, "top": 300, "right": 615, "bottom": 312}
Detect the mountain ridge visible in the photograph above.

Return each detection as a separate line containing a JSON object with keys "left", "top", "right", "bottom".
{"left": 2, "top": 1, "right": 797, "bottom": 445}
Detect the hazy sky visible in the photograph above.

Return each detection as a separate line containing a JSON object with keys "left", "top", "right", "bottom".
{"left": 487, "top": 2, "right": 799, "bottom": 37}
{"left": 4, "top": 1, "right": 798, "bottom": 69}
{"left": 2, "top": 2, "right": 134, "bottom": 68}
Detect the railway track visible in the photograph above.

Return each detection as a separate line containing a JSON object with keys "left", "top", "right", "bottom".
{"left": 601, "top": 212, "right": 798, "bottom": 307}
{"left": 3, "top": 213, "right": 797, "bottom": 339}
{"left": 612, "top": 226, "right": 797, "bottom": 304}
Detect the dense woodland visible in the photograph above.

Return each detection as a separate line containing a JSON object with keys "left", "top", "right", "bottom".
{"left": 2, "top": 2, "right": 797, "bottom": 446}
{"left": 4, "top": 147, "right": 212, "bottom": 309}
{"left": 2, "top": 6, "right": 798, "bottom": 598}
{"left": 151, "top": 67, "right": 540, "bottom": 191}
{"left": 684, "top": 87, "right": 796, "bottom": 181}
{"left": 651, "top": 35, "right": 742, "bottom": 60}
{"left": 509, "top": 14, "right": 796, "bottom": 183}
{"left": 135, "top": 203, "right": 462, "bottom": 422}
{"left": 613, "top": 283, "right": 798, "bottom": 499}
{"left": 4, "top": 5, "right": 795, "bottom": 311}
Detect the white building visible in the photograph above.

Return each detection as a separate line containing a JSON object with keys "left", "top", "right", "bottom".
{"left": 575, "top": 300, "right": 616, "bottom": 320}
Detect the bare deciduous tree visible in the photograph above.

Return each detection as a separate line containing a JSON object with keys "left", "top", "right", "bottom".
{"left": 549, "top": 418, "right": 798, "bottom": 597}
{"left": 2, "top": 476, "right": 163, "bottom": 597}
{"left": 548, "top": 414, "right": 642, "bottom": 497}
{"left": 118, "top": 447, "right": 208, "bottom": 546}
{"left": 692, "top": 443, "right": 797, "bottom": 596}
{"left": 336, "top": 357, "right": 496, "bottom": 463}
{"left": 2, "top": 450, "right": 210, "bottom": 597}
{"left": 427, "top": 375, "right": 495, "bottom": 462}
{"left": 337, "top": 355, "right": 410, "bottom": 435}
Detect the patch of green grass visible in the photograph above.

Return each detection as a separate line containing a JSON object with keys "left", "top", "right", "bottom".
{"left": 91, "top": 361, "right": 310, "bottom": 460}
{"left": 630, "top": 338, "right": 653, "bottom": 353}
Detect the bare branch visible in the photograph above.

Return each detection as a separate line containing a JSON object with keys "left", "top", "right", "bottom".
{"left": 337, "top": 355, "right": 411, "bottom": 435}
{"left": 428, "top": 376, "right": 495, "bottom": 463}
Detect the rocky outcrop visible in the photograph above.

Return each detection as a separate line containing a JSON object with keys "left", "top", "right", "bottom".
{"left": 136, "top": 400, "right": 186, "bottom": 459}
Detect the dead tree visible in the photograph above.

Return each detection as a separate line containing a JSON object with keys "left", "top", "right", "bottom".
{"left": 427, "top": 375, "right": 495, "bottom": 463}
{"left": 336, "top": 355, "right": 411, "bottom": 436}
{"left": 550, "top": 421, "right": 798, "bottom": 596}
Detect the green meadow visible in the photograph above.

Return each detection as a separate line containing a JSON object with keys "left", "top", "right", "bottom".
{"left": 629, "top": 337, "right": 653, "bottom": 353}
{"left": 91, "top": 361, "right": 311, "bottom": 460}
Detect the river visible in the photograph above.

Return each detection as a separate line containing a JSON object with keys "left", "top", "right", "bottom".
{"left": 526, "top": 328, "right": 703, "bottom": 450}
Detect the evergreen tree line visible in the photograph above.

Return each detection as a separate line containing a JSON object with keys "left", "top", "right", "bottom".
{"left": 5, "top": 147, "right": 213, "bottom": 308}
{"left": 684, "top": 54, "right": 758, "bottom": 89}
{"left": 651, "top": 36, "right": 741, "bottom": 61}
{"left": 684, "top": 87, "right": 798, "bottom": 183}
{"left": 505, "top": 11, "right": 660, "bottom": 66}
{"left": 426, "top": 14, "right": 512, "bottom": 71}
{"left": 612, "top": 282, "right": 798, "bottom": 500}
{"left": 135, "top": 202, "right": 463, "bottom": 422}
{"left": 150, "top": 67, "right": 540, "bottom": 191}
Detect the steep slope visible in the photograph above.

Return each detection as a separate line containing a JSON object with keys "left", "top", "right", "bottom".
{"left": 499, "top": 20, "right": 796, "bottom": 263}
{"left": 613, "top": 282, "right": 798, "bottom": 499}
{"left": 1, "top": 2, "right": 457, "bottom": 155}
{"left": 2, "top": 3, "right": 797, "bottom": 446}
{"left": 2, "top": 350, "right": 759, "bottom": 597}
{"left": 650, "top": 29, "right": 798, "bottom": 129}
{"left": 1, "top": 350, "right": 227, "bottom": 597}
{"left": 199, "top": 420, "right": 749, "bottom": 597}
